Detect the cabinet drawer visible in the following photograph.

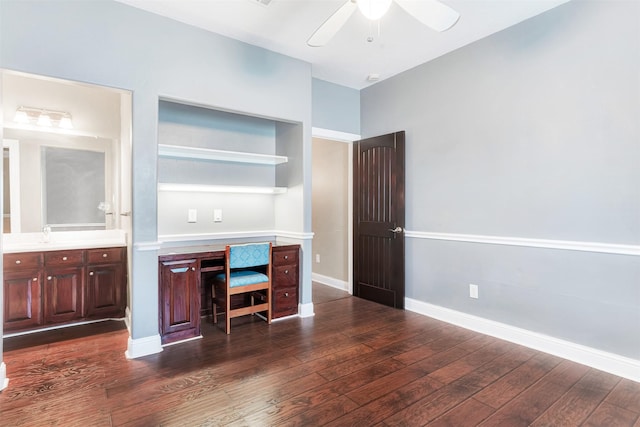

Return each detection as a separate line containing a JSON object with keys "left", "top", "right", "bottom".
{"left": 87, "top": 247, "right": 124, "bottom": 264}
{"left": 273, "top": 264, "right": 298, "bottom": 288}
{"left": 273, "top": 287, "right": 298, "bottom": 314}
{"left": 4, "top": 252, "right": 43, "bottom": 270}
{"left": 273, "top": 248, "right": 298, "bottom": 266}
{"left": 45, "top": 250, "right": 84, "bottom": 266}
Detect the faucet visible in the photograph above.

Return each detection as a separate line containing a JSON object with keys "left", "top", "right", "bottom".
{"left": 42, "top": 225, "right": 51, "bottom": 243}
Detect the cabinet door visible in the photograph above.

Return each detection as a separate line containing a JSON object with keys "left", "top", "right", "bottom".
{"left": 43, "top": 266, "right": 84, "bottom": 324}
{"left": 3, "top": 270, "right": 42, "bottom": 331}
{"left": 86, "top": 263, "right": 125, "bottom": 318}
{"left": 160, "top": 259, "right": 200, "bottom": 344}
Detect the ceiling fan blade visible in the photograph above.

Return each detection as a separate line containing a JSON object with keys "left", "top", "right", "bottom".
{"left": 307, "top": 1, "right": 358, "bottom": 47}
{"left": 394, "top": 0, "right": 460, "bottom": 32}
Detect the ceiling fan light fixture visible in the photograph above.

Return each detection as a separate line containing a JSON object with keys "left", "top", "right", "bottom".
{"left": 357, "top": 0, "right": 393, "bottom": 20}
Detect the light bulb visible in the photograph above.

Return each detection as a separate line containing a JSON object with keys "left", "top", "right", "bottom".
{"left": 37, "top": 114, "right": 52, "bottom": 127}
{"left": 14, "top": 109, "right": 29, "bottom": 124}
{"left": 59, "top": 116, "right": 73, "bottom": 129}
{"left": 357, "top": 0, "right": 393, "bottom": 20}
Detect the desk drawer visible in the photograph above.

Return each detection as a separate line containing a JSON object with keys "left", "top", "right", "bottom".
{"left": 273, "top": 248, "right": 298, "bottom": 266}
{"left": 4, "top": 252, "right": 43, "bottom": 270}
{"left": 273, "top": 264, "right": 298, "bottom": 288}
{"left": 273, "top": 287, "right": 298, "bottom": 316}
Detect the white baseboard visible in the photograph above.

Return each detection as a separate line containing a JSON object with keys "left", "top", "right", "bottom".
{"left": 0, "top": 362, "right": 8, "bottom": 391}
{"left": 298, "top": 302, "right": 315, "bottom": 318}
{"left": 312, "top": 273, "right": 349, "bottom": 291}
{"left": 406, "top": 298, "right": 640, "bottom": 383}
{"left": 125, "top": 334, "right": 163, "bottom": 359}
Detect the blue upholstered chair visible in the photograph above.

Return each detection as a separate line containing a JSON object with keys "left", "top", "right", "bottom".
{"left": 212, "top": 242, "right": 272, "bottom": 334}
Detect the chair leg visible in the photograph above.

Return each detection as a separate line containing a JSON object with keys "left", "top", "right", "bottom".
{"left": 225, "top": 292, "right": 231, "bottom": 334}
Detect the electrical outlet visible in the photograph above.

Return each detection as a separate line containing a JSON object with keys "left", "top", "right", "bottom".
{"left": 188, "top": 209, "right": 197, "bottom": 223}
{"left": 214, "top": 209, "right": 222, "bottom": 222}
{"left": 315, "top": 254, "right": 320, "bottom": 263}
{"left": 469, "top": 284, "right": 479, "bottom": 299}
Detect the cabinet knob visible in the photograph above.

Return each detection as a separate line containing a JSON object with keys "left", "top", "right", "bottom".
{"left": 284, "top": 255, "right": 288, "bottom": 260}
{"left": 284, "top": 270, "right": 289, "bottom": 274}
{"left": 47, "top": 276, "right": 52, "bottom": 280}
{"left": 102, "top": 253, "right": 108, "bottom": 258}
{"left": 33, "top": 277, "right": 38, "bottom": 282}
{"left": 15, "top": 260, "right": 21, "bottom": 265}
{"left": 284, "top": 292, "right": 289, "bottom": 297}
{"left": 62, "top": 256, "right": 68, "bottom": 261}
{"left": 191, "top": 267, "right": 196, "bottom": 271}
{"left": 89, "top": 271, "right": 94, "bottom": 276}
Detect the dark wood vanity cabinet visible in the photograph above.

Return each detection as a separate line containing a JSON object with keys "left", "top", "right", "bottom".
{"left": 86, "top": 247, "right": 127, "bottom": 319}
{"left": 272, "top": 245, "right": 300, "bottom": 319}
{"left": 3, "top": 247, "right": 127, "bottom": 333}
{"left": 3, "top": 253, "right": 43, "bottom": 331}
{"left": 43, "top": 250, "right": 85, "bottom": 324}
{"left": 159, "top": 258, "right": 200, "bottom": 345}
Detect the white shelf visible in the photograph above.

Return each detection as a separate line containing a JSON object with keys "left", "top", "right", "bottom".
{"left": 158, "top": 144, "right": 288, "bottom": 165}
{"left": 158, "top": 183, "right": 287, "bottom": 194}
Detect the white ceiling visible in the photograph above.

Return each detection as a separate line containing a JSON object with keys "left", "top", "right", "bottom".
{"left": 115, "top": 0, "right": 570, "bottom": 89}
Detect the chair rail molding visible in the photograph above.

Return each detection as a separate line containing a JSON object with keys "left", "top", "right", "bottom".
{"left": 405, "top": 231, "right": 640, "bottom": 256}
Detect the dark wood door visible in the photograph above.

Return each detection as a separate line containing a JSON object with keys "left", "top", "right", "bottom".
{"left": 159, "top": 258, "right": 200, "bottom": 344}
{"left": 86, "top": 263, "right": 125, "bottom": 318}
{"left": 354, "top": 131, "right": 405, "bottom": 308}
{"left": 3, "top": 270, "right": 42, "bottom": 331}
{"left": 43, "top": 266, "right": 84, "bottom": 324}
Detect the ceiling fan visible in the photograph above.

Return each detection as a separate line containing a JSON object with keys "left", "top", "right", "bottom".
{"left": 307, "top": 0, "right": 460, "bottom": 47}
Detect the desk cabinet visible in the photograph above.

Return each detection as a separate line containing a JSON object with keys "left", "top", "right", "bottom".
{"left": 272, "top": 245, "right": 299, "bottom": 319}
{"left": 159, "top": 258, "right": 200, "bottom": 345}
{"left": 3, "top": 247, "right": 127, "bottom": 333}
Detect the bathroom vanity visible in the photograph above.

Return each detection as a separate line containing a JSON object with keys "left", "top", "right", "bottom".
{"left": 3, "top": 231, "right": 128, "bottom": 334}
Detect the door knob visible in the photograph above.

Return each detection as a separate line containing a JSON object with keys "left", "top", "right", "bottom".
{"left": 388, "top": 226, "right": 403, "bottom": 234}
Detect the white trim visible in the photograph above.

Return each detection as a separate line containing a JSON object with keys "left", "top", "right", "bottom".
{"left": 271, "top": 313, "right": 299, "bottom": 322}
{"left": 406, "top": 298, "right": 640, "bottom": 383}
{"left": 3, "top": 139, "right": 21, "bottom": 233}
{"left": 158, "top": 183, "right": 287, "bottom": 194}
{"left": 298, "top": 302, "right": 315, "bottom": 318}
{"left": 158, "top": 230, "right": 314, "bottom": 243}
{"left": 124, "top": 306, "right": 132, "bottom": 333}
{"left": 312, "top": 127, "right": 360, "bottom": 143}
{"left": 0, "top": 362, "right": 8, "bottom": 391}
{"left": 405, "top": 231, "right": 640, "bottom": 257}
{"left": 133, "top": 241, "right": 162, "bottom": 251}
{"left": 161, "top": 335, "right": 203, "bottom": 347}
{"left": 2, "top": 318, "right": 125, "bottom": 338}
{"left": 312, "top": 272, "right": 349, "bottom": 292}
{"left": 158, "top": 144, "right": 288, "bottom": 165}
{"left": 125, "top": 334, "right": 163, "bottom": 359}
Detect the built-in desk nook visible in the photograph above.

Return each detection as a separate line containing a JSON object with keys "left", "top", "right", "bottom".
{"left": 158, "top": 243, "right": 300, "bottom": 345}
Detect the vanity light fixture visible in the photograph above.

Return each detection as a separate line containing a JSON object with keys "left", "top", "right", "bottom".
{"left": 358, "top": 0, "right": 393, "bottom": 20}
{"left": 14, "top": 106, "right": 73, "bottom": 130}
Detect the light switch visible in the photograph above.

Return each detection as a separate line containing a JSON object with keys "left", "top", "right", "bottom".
{"left": 188, "top": 209, "right": 197, "bottom": 223}
{"left": 214, "top": 209, "right": 222, "bottom": 223}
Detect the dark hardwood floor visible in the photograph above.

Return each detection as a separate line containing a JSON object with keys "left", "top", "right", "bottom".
{"left": 1, "top": 283, "right": 639, "bottom": 426}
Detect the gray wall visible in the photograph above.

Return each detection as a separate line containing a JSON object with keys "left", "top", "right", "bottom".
{"left": 312, "top": 138, "right": 349, "bottom": 282}
{"left": 1, "top": 0, "right": 312, "bottom": 343}
{"left": 361, "top": 0, "right": 640, "bottom": 358}
{"left": 312, "top": 78, "right": 360, "bottom": 135}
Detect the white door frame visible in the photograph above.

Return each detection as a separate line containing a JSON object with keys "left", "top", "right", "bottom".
{"left": 3, "top": 139, "right": 21, "bottom": 233}
{"left": 311, "top": 127, "right": 360, "bottom": 294}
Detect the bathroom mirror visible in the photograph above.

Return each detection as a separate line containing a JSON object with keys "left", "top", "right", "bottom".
{"left": 1, "top": 70, "right": 131, "bottom": 234}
